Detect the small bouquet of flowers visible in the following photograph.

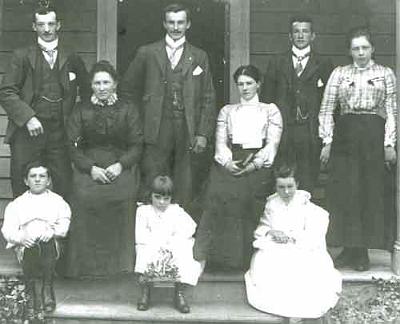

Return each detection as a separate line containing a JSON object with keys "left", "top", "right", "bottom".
{"left": 143, "top": 248, "right": 180, "bottom": 283}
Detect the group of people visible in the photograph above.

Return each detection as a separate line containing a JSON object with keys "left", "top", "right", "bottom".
{"left": 0, "top": 1, "right": 397, "bottom": 323}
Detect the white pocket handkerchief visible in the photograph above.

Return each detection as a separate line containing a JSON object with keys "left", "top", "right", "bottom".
{"left": 317, "top": 78, "right": 324, "bottom": 88}
{"left": 69, "top": 72, "right": 76, "bottom": 81}
{"left": 193, "top": 65, "right": 203, "bottom": 76}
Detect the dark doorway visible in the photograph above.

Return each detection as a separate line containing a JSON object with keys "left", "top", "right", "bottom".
{"left": 117, "top": 0, "right": 228, "bottom": 108}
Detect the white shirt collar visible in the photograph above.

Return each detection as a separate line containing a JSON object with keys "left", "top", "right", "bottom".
{"left": 353, "top": 59, "right": 374, "bottom": 70}
{"left": 165, "top": 34, "right": 186, "bottom": 49}
{"left": 37, "top": 37, "right": 58, "bottom": 51}
{"left": 240, "top": 93, "right": 260, "bottom": 105}
{"left": 292, "top": 45, "right": 311, "bottom": 58}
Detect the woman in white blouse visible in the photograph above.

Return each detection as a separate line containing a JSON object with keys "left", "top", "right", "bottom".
{"left": 319, "top": 27, "right": 397, "bottom": 271}
{"left": 194, "top": 65, "right": 283, "bottom": 270}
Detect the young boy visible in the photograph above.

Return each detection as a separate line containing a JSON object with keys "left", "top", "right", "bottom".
{"left": 1, "top": 161, "right": 71, "bottom": 317}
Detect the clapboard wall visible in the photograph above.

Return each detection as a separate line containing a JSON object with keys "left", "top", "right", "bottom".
{"left": 0, "top": 0, "right": 97, "bottom": 218}
{"left": 250, "top": 0, "right": 395, "bottom": 72}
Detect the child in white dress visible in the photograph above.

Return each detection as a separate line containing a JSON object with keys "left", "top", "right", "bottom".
{"left": 245, "top": 165, "right": 342, "bottom": 320}
{"left": 135, "top": 175, "right": 201, "bottom": 313}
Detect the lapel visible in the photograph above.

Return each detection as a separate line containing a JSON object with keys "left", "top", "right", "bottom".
{"left": 281, "top": 51, "right": 294, "bottom": 83}
{"left": 57, "top": 39, "right": 72, "bottom": 71}
{"left": 154, "top": 40, "right": 168, "bottom": 78}
{"left": 181, "top": 42, "right": 194, "bottom": 78}
{"left": 299, "top": 52, "right": 320, "bottom": 80}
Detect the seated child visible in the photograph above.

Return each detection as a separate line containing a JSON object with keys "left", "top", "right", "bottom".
{"left": 135, "top": 175, "right": 202, "bottom": 313}
{"left": 244, "top": 164, "right": 342, "bottom": 321}
{"left": 1, "top": 161, "right": 71, "bottom": 319}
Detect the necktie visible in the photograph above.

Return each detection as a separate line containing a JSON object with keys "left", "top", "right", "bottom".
{"left": 293, "top": 52, "right": 310, "bottom": 76}
{"left": 167, "top": 44, "right": 184, "bottom": 69}
{"left": 39, "top": 45, "right": 57, "bottom": 69}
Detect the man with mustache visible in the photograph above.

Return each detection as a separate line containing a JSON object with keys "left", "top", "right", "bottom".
{"left": 0, "top": 4, "right": 89, "bottom": 199}
{"left": 120, "top": 3, "right": 216, "bottom": 210}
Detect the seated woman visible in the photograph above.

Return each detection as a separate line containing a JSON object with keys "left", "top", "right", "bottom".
{"left": 194, "top": 65, "right": 283, "bottom": 270}
{"left": 245, "top": 164, "right": 342, "bottom": 320}
{"left": 65, "top": 60, "right": 143, "bottom": 278}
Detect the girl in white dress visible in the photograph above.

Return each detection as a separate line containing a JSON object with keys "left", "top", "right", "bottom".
{"left": 245, "top": 165, "right": 342, "bottom": 320}
{"left": 135, "top": 175, "right": 201, "bottom": 313}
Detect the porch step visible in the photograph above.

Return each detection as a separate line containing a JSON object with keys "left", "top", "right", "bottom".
{"left": 0, "top": 232, "right": 398, "bottom": 323}
{"left": 49, "top": 277, "right": 282, "bottom": 323}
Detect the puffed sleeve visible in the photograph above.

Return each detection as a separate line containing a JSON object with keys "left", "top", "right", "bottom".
{"left": 253, "top": 197, "right": 274, "bottom": 249}
{"left": 295, "top": 203, "right": 329, "bottom": 251}
{"left": 383, "top": 67, "right": 397, "bottom": 147}
{"left": 52, "top": 197, "right": 71, "bottom": 238}
{"left": 253, "top": 103, "right": 283, "bottom": 168}
{"left": 67, "top": 104, "right": 96, "bottom": 174}
{"left": 319, "top": 66, "right": 343, "bottom": 145}
{"left": 172, "top": 206, "right": 197, "bottom": 240}
{"left": 214, "top": 105, "right": 233, "bottom": 166}
{"left": 135, "top": 205, "right": 152, "bottom": 246}
{"left": 117, "top": 101, "right": 144, "bottom": 169}
{"left": 1, "top": 201, "right": 23, "bottom": 247}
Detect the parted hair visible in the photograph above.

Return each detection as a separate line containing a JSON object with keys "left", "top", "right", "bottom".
{"left": 32, "top": 4, "right": 59, "bottom": 22}
{"left": 89, "top": 60, "right": 119, "bottom": 83}
{"left": 346, "top": 26, "right": 374, "bottom": 49}
{"left": 163, "top": 3, "right": 191, "bottom": 22}
{"left": 233, "top": 65, "right": 262, "bottom": 83}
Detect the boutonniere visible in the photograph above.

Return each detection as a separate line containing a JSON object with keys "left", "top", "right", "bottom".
{"left": 317, "top": 78, "right": 324, "bottom": 88}
{"left": 68, "top": 72, "right": 76, "bottom": 81}
{"left": 192, "top": 65, "right": 203, "bottom": 76}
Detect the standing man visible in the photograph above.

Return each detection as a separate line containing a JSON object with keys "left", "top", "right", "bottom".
{"left": 0, "top": 5, "right": 90, "bottom": 198}
{"left": 261, "top": 16, "right": 333, "bottom": 192}
{"left": 120, "top": 3, "right": 216, "bottom": 208}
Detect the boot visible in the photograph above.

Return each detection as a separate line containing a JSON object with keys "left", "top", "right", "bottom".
{"left": 334, "top": 247, "right": 352, "bottom": 268}
{"left": 42, "top": 281, "right": 56, "bottom": 313}
{"left": 24, "top": 280, "right": 36, "bottom": 320}
{"left": 174, "top": 282, "right": 190, "bottom": 313}
{"left": 137, "top": 282, "right": 151, "bottom": 311}
{"left": 26, "top": 279, "right": 44, "bottom": 321}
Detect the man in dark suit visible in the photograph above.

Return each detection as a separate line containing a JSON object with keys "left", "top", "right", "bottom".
{"left": 0, "top": 5, "right": 89, "bottom": 198}
{"left": 120, "top": 3, "right": 216, "bottom": 210}
{"left": 261, "top": 16, "right": 333, "bottom": 192}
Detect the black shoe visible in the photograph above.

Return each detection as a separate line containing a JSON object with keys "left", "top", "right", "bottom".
{"left": 174, "top": 283, "right": 190, "bottom": 314}
{"left": 334, "top": 248, "right": 352, "bottom": 268}
{"left": 137, "top": 284, "right": 150, "bottom": 311}
{"left": 42, "top": 283, "right": 56, "bottom": 313}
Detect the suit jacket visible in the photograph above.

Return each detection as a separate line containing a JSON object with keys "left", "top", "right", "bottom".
{"left": 0, "top": 40, "right": 90, "bottom": 143}
{"left": 261, "top": 51, "right": 333, "bottom": 149}
{"left": 119, "top": 40, "right": 216, "bottom": 145}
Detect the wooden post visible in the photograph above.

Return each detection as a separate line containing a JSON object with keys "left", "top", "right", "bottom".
{"left": 97, "top": 0, "right": 117, "bottom": 67}
{"left": 228, "top": 0, "right": 250, "bottom": 102}
{"left": 392, "top": 0, "right": 400, "bottom": 275}
{"left": 0, "top": 0, "right": 3, "bottom": 37}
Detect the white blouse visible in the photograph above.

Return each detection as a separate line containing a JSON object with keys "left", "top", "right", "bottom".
{"left": 214, "top": 96, "right": 283, "bottom": 168}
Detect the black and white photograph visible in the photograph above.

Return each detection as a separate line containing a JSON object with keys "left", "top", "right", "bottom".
{"left": 0, "top": 0, "right": 399, "bottom": 323}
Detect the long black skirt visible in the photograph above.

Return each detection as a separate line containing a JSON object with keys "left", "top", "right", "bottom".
{"left": 326, "top": 114, "right": 385, "bottom": 248}
{"left": 65, "top": 165, "right": 139, "bottom": 278}
{"left": 194, "top": 161, "right": 273, "bottom": 270}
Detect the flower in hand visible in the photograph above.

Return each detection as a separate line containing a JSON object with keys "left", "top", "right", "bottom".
{"left": 268, "top": 230, "right": 294, "bottom": 244}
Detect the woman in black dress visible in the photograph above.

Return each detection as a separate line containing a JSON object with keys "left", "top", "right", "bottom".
{"left": 65, "top": 60, "right": 143, "bottom": 277}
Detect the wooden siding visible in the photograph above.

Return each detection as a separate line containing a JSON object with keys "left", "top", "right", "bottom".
{"left": 250, "top": 0, "right": 396, "bottom": 73}
{"left": 0, "top": 0, "right": 97, "bottom": 217}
